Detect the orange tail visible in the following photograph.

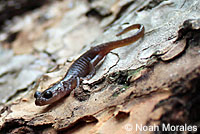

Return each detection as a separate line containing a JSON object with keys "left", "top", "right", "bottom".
{"left": 102, "top": 24, "right": 144, "bottom": 53}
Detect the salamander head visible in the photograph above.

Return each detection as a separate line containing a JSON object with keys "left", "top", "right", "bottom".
{"left": 34, "top": 82, "right": 66, "bottom": 106}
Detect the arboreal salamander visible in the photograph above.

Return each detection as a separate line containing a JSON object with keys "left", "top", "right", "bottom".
{"left": 34, "top": 24, "right": 145, "bottom": 106}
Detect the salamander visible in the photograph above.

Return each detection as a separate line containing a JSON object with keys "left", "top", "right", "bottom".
{"left": 34, "top": 24, "right": 145, "bottom": 106}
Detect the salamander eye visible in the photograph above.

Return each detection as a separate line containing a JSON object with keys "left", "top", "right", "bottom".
{"left": 34, "top": 91, "right": 41, "bottom": 98}
{"left": 43, "top": 91, "right": 53, "bottom": 99}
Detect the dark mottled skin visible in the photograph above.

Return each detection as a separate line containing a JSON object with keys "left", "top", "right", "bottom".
{"left": 34, "top": 24, "right": 145, "bottom": 106}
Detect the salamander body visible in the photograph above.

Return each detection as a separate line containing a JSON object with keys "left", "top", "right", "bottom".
{"left": 34, "top": 24, "right": 145, "bottom": 106}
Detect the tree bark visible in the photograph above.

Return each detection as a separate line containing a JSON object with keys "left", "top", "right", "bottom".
{"left": 0, "top": 0, "right": 200, "bottom": 133}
